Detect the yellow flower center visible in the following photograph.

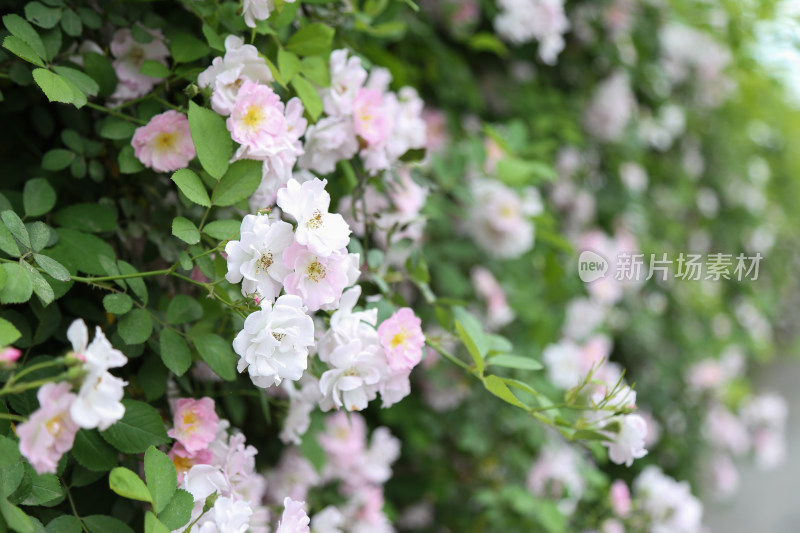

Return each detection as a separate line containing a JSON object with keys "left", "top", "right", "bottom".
{"left": 256, "top": 252, "right": 273, "bottom": 273}
{"left": 306, "top": 260, "right": 327, "bottom": 282}
{"left": 390, "top": 330, "right": 408, "bottom": 349}
{"left": 45, "top": 415, "right": 64, "bottom": 437}
{"left": 305, "top": 210, "right": 323, "bottom": 230}
{"left": 154, "top": 132, "right": 177, "bottom": 152}
{"left": 272, "top": 332, "right": 286, "bottom": 342}
{"left": 242, "top": 105, "right": 264, "bottom": 130}
{"left": 182, "top": 410, "right": 198, "bottom": 431}
{"left": 172, "top": 454, "right": 193, "bottom": 474}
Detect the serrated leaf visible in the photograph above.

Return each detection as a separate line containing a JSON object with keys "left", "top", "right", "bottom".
{"left": 21, "top": 472, "right": 63, "bottom": 506}
{"left": 118, "top": 261, "right": 147, "bottom": 304}
{"left": 53, "top": 66, "right": 99, "bottom": 98}
{"left": 32, "top": 69, "right": 76, "bottom": 106}
{"left": 157, "top": 489, "right": 193, "bottom": 530}
{"left": 83, "top": 516, "right": 134, "bottom": 533}
{"left": 144, "top": 447, "right": 176, "bottom": 514}
{"left": 117, "top": 308, "right": 153, "bottom": 345}
{"left": 1, "top": 211, "right": 30, "bottom": 251}
{"left": 140, "top": 60, "right": 170, "bottom": 78}
{"left": 0, "top": 498, "right": 34, "bottom": 533}
{"left": 2, "top": 14, "right": 46, "bottom": 59}
{"left": 2, "top": 36, "right": 45, "bottom": 67}
{"left": 171, "top": 169, "right": 210, "bottom": 207}
{"left": 144, "top": 512, "right": 170, "bottom": 533}
{"left": 102, "top": 293, "right": 133, "bottom": 315}
{"left": 27, "top": 222, "right": 50, "bottom": 253}
{"left": 109, "top": 467, "right": 152, "bottom": 503}
{"left": 71, "top": 429, "right": 118, "bottom": 472}
{"left": 211, "top": 159, "right": 262, "bottom": 206}
{"left": 172, "top": 217, "right": 200, "bottom": 245}
{"left": 25, "top": 2, "right": 61, "bottom": 29}
{"left": 45, "top": 515, "right": 81, "bottom": 533}
{"left": 0, "top": 222, "right": 21, "bottom": 257}
{"left": 158, "top": 329, "right": 191, "bottom": 376}
{"left": 188, "top": 101, "right": 231, "bottom": 180}
{"left": 100, "top": 400, "right": 169, "bottom": 454}
{"left": 26, "top": 264, "right": 54, "bottom": 306}
{"left": 193, "top": 333, "right": 236, "bottom": 381}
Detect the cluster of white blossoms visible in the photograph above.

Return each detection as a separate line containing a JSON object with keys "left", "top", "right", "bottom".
{"left": 18, "top": 320, "right": 128, "bottom": 473}
{"left": 493, "top": 0, "right": 570, "bottom": 64}
{"left": 583, "top": 70, "right": 636, "bottom": 143}
{"left": 633, "top": 466, "right": 704, "bottom": 533}
{"left": 468, "top": 178, "right": 543, "bottom": 259}
{"left": 226, "top": 177, "right": 426, "bottom": 437}
{"left": 300, "top": 49, "right": 427, "bottom": 176}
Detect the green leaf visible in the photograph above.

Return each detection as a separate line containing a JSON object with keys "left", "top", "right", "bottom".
{"left": 487, "top": 354, "right": 543, "bottom": 371}
{"left": 25, "top": 2, "right": 61, "bottom": 29}
{"left": 100, "top": 399, "right": 170, "bottom": 454}
{"left": 41, "top": 149, "right": 75, "bottom": 171}
{"left": 144, "top": 447, "right": 176, "bottom": 514}
{"left": 71, "top": 429, "right": 118, "bottom": 472}
{"left": 0, "top": 436, "right": 21, "bottom": 468}
{"left": 117, "top": 308, "right": 153, "bottom": 345}
{"left": 299, "top": 56, "right": 330, "bottom": 87}
{"left": 278, "top": 48, "right": 301, "bottom": 84}
{"left": 211, "top": 159, "right": 262, "bottom": 207}
{"left": 171, "top": 169, "right": 210, "bottom": 207}
{"left": 0, "top": 222, "right": 21, "bottom": 257}
{"left": 453, "top": 307, "right": 488, "bottom": 374}
{"left": 33, "top": 254, "right": 69, "bottom": 282}
{"left": 2, "top": 211, "right": 30, "bottom": 251}
{"left": 0, "top": 498, "right": 34, "bottom": 533}
{"left": 483, "top": 375, "right": 528, "bottom": 409}
{"left": 32, "top": 69, "right": 77, "bottom": 106}
{"left": 0, "top": 264, "right": 33, "bottom": 305}
{"left": 0, "top": 266, "right": 6, "bottom": 291}
{"left": 23, "top": 179, "right": 56, "bottom": 218}
{"left": 49, "top": 228, "right": 115, "bottom": 276}
{"left": 467, "top": 32, "right": 509, "bottom": 56}
{"left": 159, "top": 329, "right": 192, "bottom": 377}
{"left": 170, "top": 33, "right": 210, "bottom": 64}
{"left": 53, "top": 66, "right": 99, "bottom": 98}
{"left": 26, "top": 222, "right": 50, "bottom": 253}
{"left": 52, "top": 204, "right": 116, "bottom": 233}
{"left": 172, "top": 217, "right": 200, "bottom": 245}
{"left": 193, "top": 333, "right": 236, "bottom": 381}
{"left": 60, "top": 8, "right": 81, "bottom": 36}
{"left": 202, "top": 220, "right": 240, "bottom": 240}
{"left": 83, "top": 52, "right": 117, "bottom": 99}
{"left": 496, "top": 157, "right": 557, "bottom": 185}
{"left": 157, "top": 489, "right": 193, "bottom": 530}
{"left": 144, "top": 512, "right": 170, "bottom": 533}
{"left": 118, "top": 145, "right": 144, "bottom": 174}
{"left": 140, "top": 60, "right": 170, "bottom": 78}
{"left": 166, "top": 295, "right": 203, "bottom": 324}
{"left": 0, "top": 318, "right": 21, "bottom": 346}
{"left": 2, "top": 14, "right": 47, "bottom": 59}
{"left": 99, "top": 119, "right": 136, "bottom": 140}
{"left": 102, "top": 293, "right": 133, "bottom": 316}
{"left": 201, "top": 24, "right": 224, "bottom": 52}
{"left": 188, "top": 101, "right": 231, "bottom": 180}
{"left": 83, "top": 516, "right": 135, "bottom": 533}
{"left": 2, "top": 36, "right": 45, "bottom": 67}
{"left": 109, "top": 467, "right": 152, "bottom": 503}
{"left": 291, "top": 75, "right": 322, "bottom": 120}
{"left": 285, "top": 23, "right": 335, "bottom": 56}
{"left": 118, "top": 261, "right": 147, "bottom": 304}
{"left": 45, "top": 515, "right": 81, "bottom": 533}
{"left": 21, "top": 473, "right": 63, "bottom": 506}
{"left": 26, "top": 264, "right": 54, "bottom": 306}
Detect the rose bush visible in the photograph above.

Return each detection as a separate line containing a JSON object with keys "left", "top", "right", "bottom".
{"left": 0, "top": 0, "right": 798, "bottom": 532}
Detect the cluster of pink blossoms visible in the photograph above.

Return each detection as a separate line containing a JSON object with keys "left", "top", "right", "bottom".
{"left": 18, "top": 320, "right": 128, "bottom": 473}
{"left": 225, "top": 178, "right": 426, "bottom": 435}
{"left": 132, "top": 110, "right": 196, "bottom": 173}
{"left": 263, "top": 411, "right": 401, "bottom": 533}
{"left": 300, "top": 49, "right": 427, "bottom": 176}
{"left": 108, "top": 27, "right": 170, "bottom": 103}
{"left": 493, "top": 0, "right": 570, "bottom": 64}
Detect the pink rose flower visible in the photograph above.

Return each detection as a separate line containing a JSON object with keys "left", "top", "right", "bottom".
{"left": 377, "top": 308, "right": 425, "bottom": 371}
{"left": 282, "top": 242, "right": 358, "bottom": 312}
{"left": 17, "top": 382, "right": 80, "bottom": 474}
{"left": 132, "top": 110, "right": 195, "bottom": 172}
{"left": 227, "top": 81, "right": 288, "bottom": 153}
{"left": 353, "top": 88, "right": 391, "bottom": 146}
{"left": 609, "top": 479, "right": 631, "bottom": 517}
{"left": 167, "top": 397, "right": 219, "bottom": 454}
{"left": 168, "top": 442, "right": 213, "bottom": 483}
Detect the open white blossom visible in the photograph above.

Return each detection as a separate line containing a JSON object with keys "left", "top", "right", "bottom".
{"left": 232, "top": 295, "right": 315, "bottom": 388}
{"left": 225, "top": 214, "right": 294, "bottom": 301}
{"left": 603, "top": 414, "right": 648, "bottom": 467}
{"left": 277, "top": 178, "right": 351, "bottom": 256}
